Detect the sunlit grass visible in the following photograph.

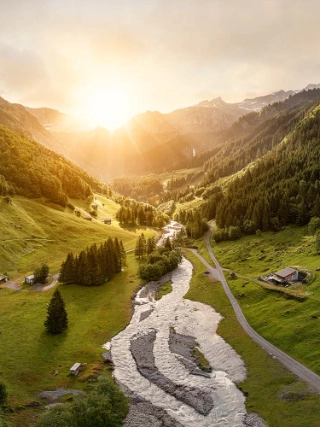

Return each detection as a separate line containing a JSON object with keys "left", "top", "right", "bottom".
{"left": 208, "top": 225, "right": 320, "bottom": 375}
{"left": 0, "top": 253, "right": 141, "bottom": 425}
{"left": 0, "top": 195, "right": 156, "bottom": 277}
{"left": 155, "top": 280, "right": 172, "bottom": 300}
{"left": 184, "top": 251, "right": 320, "bottom": 427}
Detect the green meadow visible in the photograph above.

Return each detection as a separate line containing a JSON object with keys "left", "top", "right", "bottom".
{"left": 2, "top": 193, "right": 320, "bottom": 426}
{"left": 0, "top": 252, "right": 142, "bottom": 426}
{"left": 0, "top": 194, "right": 156, "bottom": 425}
{"left": 184, "top": 250, "right": 320, "bottom": 427}
{"left": 209, "top": 225, "right": 320, "bottom": 376}
{"left": 0, "top": 195, "right": 155, "bottom": 277}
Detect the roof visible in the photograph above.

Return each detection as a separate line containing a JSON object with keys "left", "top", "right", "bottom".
{"left": 275, "top": 267, "right": 297, "bottom": 279}
{"left": 25, "top": 275, "right": 35, "bottom": 280}
{"left": 70, "top": 363, "right": 81, "bottom": 371}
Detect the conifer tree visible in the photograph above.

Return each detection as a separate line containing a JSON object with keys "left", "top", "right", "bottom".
{"left": 44, "top": 289, "right": 68, "bottom": 334}
{"left": 135, "top": 235, "right": 146, "bottom": 258}
{"left": 120, "top": 240, "right": 127, "bottom": 266}
{"left": 146, "top": 236, "right": 156, "bottom": 254}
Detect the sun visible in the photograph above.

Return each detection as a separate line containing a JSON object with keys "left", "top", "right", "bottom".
{"left": 82, "top": 86, "right": 130, "bottom": 131}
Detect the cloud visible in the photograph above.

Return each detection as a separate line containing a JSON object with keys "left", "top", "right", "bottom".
{"left": 0, "top": 0, "right": 320, "bottom": 115}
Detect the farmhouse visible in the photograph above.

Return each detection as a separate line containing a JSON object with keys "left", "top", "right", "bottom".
{"left": 274, "top": 267, "right": 299, "bottom": 282}
{"left": 264, "top": 267, "right": 299, "bottom": 286}
{"left": 104, "top": 218, "right": 111, "bottom": 224}
{"left": 24, "top": 275, "right": 35, "bottom": 284}
{"left": 0, "top": 275, "right": 9, "bottom": 284}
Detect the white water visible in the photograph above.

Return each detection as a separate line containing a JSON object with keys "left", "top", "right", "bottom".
{"left": 109, "top": 251, "right": 248, "bottom": 426}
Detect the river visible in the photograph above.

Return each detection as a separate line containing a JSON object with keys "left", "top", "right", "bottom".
{"left": 104, "top": 222, "right": 264, "bottom": 426}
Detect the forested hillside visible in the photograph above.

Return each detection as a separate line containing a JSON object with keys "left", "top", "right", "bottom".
{"left": 166, "top": 90, "right": 320, "bottom": 239}
{"left": 0, "top": 125, "right": 109, "bottom": 205}
{"left": 211, "top": 103, "right": 320, "bottom": 234}
{"left": 200, "top": 89, "right": 320, "bottom": 186}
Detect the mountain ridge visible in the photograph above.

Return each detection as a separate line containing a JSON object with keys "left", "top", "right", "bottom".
{"left": 1, "top": 83, "right": 320, "bottom": 180}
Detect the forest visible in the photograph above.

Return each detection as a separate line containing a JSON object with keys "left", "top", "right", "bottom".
{"left": 202, "top": 103, "right": 320, "bottom": 239}
{"left": 0, "top": 125, "right": 111, "bottom": 205}
{"left": 59, "top": 238, "right": 125, "bottom": 286}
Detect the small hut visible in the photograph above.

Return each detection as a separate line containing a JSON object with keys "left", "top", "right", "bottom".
{"left": 70, "top": 362, "right": 81, "bottom": 376}
{"left": 24, "top": 275, "right": 35, "bottom": 284}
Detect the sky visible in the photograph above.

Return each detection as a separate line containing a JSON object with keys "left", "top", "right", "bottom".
{"left": 1, "top": 0, "right": 320, "bottom": 129}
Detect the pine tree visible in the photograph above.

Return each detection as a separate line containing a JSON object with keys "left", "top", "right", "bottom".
{"left": 44, "top": 289, "right": 68, "bottom": 334}
{"left": 135, "top": 235, "right": 146, "bottom": 259}
{"left": 146, "top": 237, "right": 156, "bottom": 254}
{"left": 120, "top": 240, "right": 127, "bottom": 267}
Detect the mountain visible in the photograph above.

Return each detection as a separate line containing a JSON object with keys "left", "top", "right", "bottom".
{"left": 236, "top": 83, "right": 320, "bottom": 112}
{"left": 237, "top": 89, "right": 298, "bottom": 111}
{"left": 171, "top": 88, "right": 320, "bottom": 239}
{"left": 0, "top": 124, "right": 108, "bottom": 205}
{"left": 54, "top": 98, "right": 247, "bottom": 179}
{"left": 25, "top": 106, "right": 90, "bottom": 132}
{"left": 0, "top": 96, "right": 64, "bottom": 152}
{"left": 1, "top": 84, "right": 320, "bottom": 181}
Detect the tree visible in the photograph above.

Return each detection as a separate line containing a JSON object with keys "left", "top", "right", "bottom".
{"left": 146, "top": 237, "right": 156, "bottom": 255}
{"left": 164, "top": 237, "right": 172, "bottom": 251}
{"left": 34, "top": 264, "right": 49, "bottom": 284}
{"left": 135, "top": 234, "right": 146, "bottom": 259}
{"left": 35, "top": 378, "right": 129, "bottom": 427}
{"left": 44, "top": 289, "right": 68, "bottom": 334}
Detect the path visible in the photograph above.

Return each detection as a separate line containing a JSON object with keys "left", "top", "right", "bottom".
{"left": 1, "top": 274, "right": 59, "bottom": 292}
{"left": 188, "top": 226, "right": 320, "bottom": 394}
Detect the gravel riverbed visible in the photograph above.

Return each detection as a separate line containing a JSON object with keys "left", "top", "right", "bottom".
{"left": 107, "top": 223, "right": 267, "bottom": 426}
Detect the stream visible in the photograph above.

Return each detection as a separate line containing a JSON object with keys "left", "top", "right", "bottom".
{"left": 104, "top": 222, "right": 264, "bottom": 426}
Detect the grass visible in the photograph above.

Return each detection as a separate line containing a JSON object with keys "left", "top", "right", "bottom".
{"left": 191, "top": 346, "right": 211, "bottom": 371}
{"left": 184, "top": 250, "right": 320, "bottom": 427}
{"left": 155, "top": 280, "right": 173, "bottom": 300}
{"left": 0, "top": 195, "right": 156, "bottom": 277}
{"left": 0, "top": 194, "right": 158, "bottom": 425}
{"left": 0, "top": 252, "right": 141, "bottom": 426}
{"left": 209, "top": 225, "right": 320, "bottom": 375}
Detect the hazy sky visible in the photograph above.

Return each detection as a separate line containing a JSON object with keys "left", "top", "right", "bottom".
{"left": 1, "top": 0, "right": 320, "bottom": 128}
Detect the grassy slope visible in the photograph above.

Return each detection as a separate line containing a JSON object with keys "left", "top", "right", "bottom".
{"left": 184, "top": 251, "right": 320, "bottom": 427}
{"left": 0, "top": 194, "right": 157, "bottom": 425}
{"left": 0, "top": 195, "right": 155, "bottom": 276}
{"left": 209, "top": 225, "right": 320, "bottom": 375}
{"left": 0, "top": 253, "right": 141, "bottom": 425}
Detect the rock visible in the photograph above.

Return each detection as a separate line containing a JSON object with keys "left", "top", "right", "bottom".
{"left": 26, "top": 401, "right": 42, "bottom": 408}
{"left": 102, "top": 351, "right": 113, "bottom": 364}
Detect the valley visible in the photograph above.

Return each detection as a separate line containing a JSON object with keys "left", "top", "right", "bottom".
{"left": 1, "top": 86, "right": 320, "bottom": 426}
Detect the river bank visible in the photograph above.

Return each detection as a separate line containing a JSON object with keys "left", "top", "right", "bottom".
{"left": 106, "top": 255, "right": 267, "bottom": 426}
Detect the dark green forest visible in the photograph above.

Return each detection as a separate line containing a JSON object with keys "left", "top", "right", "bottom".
{"left": 203, "top": 102, "right": 320, "bottom": 239}
{"left": 0, "top": 125, "right": 110, "bottom": 205}
{"left": 115, "top": 196, "right": 169, "bottom": 227}
{"left": 59, "top": 238, "right": 125, "bottom": 286}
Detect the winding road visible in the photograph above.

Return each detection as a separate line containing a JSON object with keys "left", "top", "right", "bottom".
{"left": 188, "top": 226, "right": 320, "bottom": 394}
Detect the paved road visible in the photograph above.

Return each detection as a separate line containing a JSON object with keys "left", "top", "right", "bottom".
{"left": 188, "top": 227, "right": 320, "bottom": 394}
